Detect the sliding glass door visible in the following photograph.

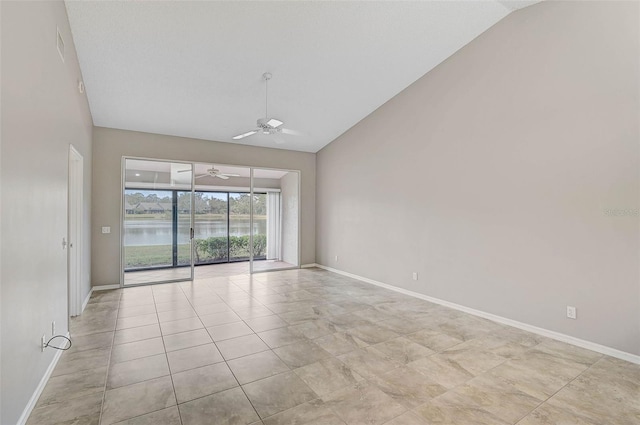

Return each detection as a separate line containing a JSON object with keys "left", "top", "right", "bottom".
{"left": 250, "top": 168, "right": 300, "bottom": 273}
{"left": 122, "top": 159, "right": 301, "bottom": 283}
{"left": 122, "top": 158, "right": 194, "bottom": 286}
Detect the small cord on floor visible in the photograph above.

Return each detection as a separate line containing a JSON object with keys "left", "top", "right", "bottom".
{"left": 45, "top": 335, "right": 72, "bottom": 351}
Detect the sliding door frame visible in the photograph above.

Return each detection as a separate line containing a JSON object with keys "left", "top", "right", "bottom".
{"left": 250, "top": 167, "right": 301, "bottom": 274}
{"left": 120, "top": 156, "right": 195, "bottom": 287}
{"left": 120, "top": 156, "right": 302, "bottom": 285}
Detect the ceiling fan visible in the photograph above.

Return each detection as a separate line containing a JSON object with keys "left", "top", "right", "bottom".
{"left": 178, "top": 166, "right": 240, "bottom": 180}
{"left": 232, "top": 72, "right": 302, "bottom": 144}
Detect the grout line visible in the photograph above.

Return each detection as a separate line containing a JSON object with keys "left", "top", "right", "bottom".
{"left": 97, "top": 289, "right": 123, "bottom": 425}
{"left": 152, "top": 284, "right": 184, "bottom": 425}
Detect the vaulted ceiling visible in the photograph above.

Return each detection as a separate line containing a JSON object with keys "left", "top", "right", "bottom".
{"left": 66, "top": 1, "right": 539, "bottom": 153}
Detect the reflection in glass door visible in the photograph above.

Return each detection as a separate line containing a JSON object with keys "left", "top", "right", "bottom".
{"left": 122, "top": 159, "right": 194, "bottom": 286}
{"left": 251, "top": 168, "right": 300, "bottom": 273}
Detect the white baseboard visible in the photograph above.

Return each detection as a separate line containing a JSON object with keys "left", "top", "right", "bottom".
{"left": 17, "top": 332, "right": 70, "bottom": 425}
{"left": 81, "top": 287, "right": 93, "bottom": 313}
{"left": 301, "top": 263, "right": 319, "bottom": 269}
{"left": 92, "top": 284, "right": 120, "bottom": 291}
{"left": 315, "top": 264, "right": 640, "bottom": 365}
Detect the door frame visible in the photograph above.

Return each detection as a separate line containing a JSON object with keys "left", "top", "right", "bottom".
{"left": 68, "top": 145, "right": 83, "bottom": 316}
{"left": 120, "top": 157, "right": 195, "bottom": 287}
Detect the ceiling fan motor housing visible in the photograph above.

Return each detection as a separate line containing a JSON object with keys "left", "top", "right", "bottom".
{"left": 257, "top": 118, "right": 281, "bottom": 134}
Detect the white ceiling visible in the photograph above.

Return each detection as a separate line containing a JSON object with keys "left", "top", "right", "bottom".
{"left": 66, "top": 0, "right": 539, "bottom": 153}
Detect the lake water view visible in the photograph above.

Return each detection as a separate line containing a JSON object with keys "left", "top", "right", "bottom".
{"left": 124, "top": 219, "right": 267, "bottom": 246}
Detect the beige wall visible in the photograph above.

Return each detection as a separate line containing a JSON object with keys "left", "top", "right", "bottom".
{"left": 92, "top": 127, "right": 315, "bottom": 286}
{"left": 281, "top": 171, "right": 300, "bottom": 265}
{"left": 317, "top": 1, "right": 640, "bottom": 356}
{"left": 0, "top": 1, "right": 93, "bottom": 423}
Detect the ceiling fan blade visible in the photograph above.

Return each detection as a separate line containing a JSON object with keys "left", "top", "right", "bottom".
{"left": 232, "top": 130, "right": 259, "bottom": 140}
{"left": 176, "top": 169, "right": 193, "bottom": 173}
{"left": 272, "top": 134, "right": 286, "bottom": 145}
{"left": 216, "top": 174, "right": 230, "bottom": 180}
{"left": 281, "top": 128, "right": 303, "bottom": 136}
{"left": 219, "top": 173, "right": 240, "bottom": 177}
{"left": 194, "top": 174, "right": 208, "bottom": 179}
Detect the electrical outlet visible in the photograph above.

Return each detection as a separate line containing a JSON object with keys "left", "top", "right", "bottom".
{"left": 52, "top": 321, "right": 56, "bottom": 336}
{"left": 566, "top": 305, "right": 577, "bottom": 319}
{"left": 412, "top": 272, "right": 418, "bottom": 281}
{"left": 101, "top": 226, "right": 111, "bottom": 234}
{"left": 41, "top": 334, "right": 47, "bottom": 352}
{"left": 335, "top": 255, "right": 339, "bottom": 262}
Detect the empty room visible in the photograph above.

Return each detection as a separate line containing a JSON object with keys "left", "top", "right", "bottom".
{"left": 1, "top": 1, "right": 639, "bottom": 425}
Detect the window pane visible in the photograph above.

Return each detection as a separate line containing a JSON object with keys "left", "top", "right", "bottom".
{"left": 194, "top": 192, "right": 229, "bottom": 264}
{"left": 123, "top": 189, "right": 173, "bottom": 270}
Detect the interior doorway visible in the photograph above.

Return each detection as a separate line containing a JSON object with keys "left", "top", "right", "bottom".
{"left": 68, "top": 145, "right": 83, "bottom": 316}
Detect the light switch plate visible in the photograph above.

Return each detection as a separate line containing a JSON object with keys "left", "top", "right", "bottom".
{"left": 101, "top": 226, "right": 111, "bottom": 234}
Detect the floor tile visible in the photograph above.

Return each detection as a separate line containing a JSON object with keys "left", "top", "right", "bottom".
{"left": 179, "top": 387, "right": 260, "bottom": 425}
{"left": 112, "top": 406, "right": 181, "bottom": 425}
{"left": 157, "top": 307, "right": 197, "bottom": 323}
{"left": 242, "top": 371, "right": 317, "bottom": 418}
{"left": 405, "top": 329, "right": 463, "bottom": 352}
{"left": 166, "top": 342, "right": 224, "bottom": 373}
{"left": 273, "top": 340, "right": 331, "bottom": 368}
{"left": 373, "top": 337, "right": 435, "bottom": 364}
{"left": 172, "top": 362, "right": 239, "bottom": 403}
{"left": 199, "top": 310, "right": 242, "bottom": 327}
{"left": 163, "top": 328, "right": 212, "bottom": 352}
{"left": 293, "top": 357, "right": 361, "bottom": 397}
{"left": 160, "top": 316, "right": 204, "bottom": 335}
{"left": 116, "top": 313, "right": 159, "bottom": 330}
{"left": 516, "top": 403, "right": 601, "bottom": 425}
{"left": 52, "top": 347, "right": 111, "bottom": 377}
{"left": 407, "top": 355, "right": 474, "bottom": 390}
{"left": 447, "top": 374, "right": 542, "bottom": 423}
{"left": 194, "top": 302, "right": 232, "bottom": 316}
{"left": 227, "top": 350, "right": 290, "bottom": 384}
{"left": 26, "top": 391, "right": 102, "bottom": 425}
{"left": 111, "top": 337, "right": 165, "bottom": 363}
{"left": 382, "top": 412, "right": 429, "bottom": 425}
{"left": 216, "top": 334, "right": 270, "bottom": 360}
{"left": 288, "top": 319, "right": 338, "bottom": 339}
{"left": 347, "top": 324, "right": 400, "bottom": 345}
{"left": 155, "top": 300, "right": 193, "bottom": 313}
{"left": 101, "top": 376, "right": 176, "bottom": 425}
{"left": 322, "top": 381, "right": 407, "bottom": 425}
{"left": 258, "top": 327, "right": 305, "bottom": 348}
{"left": 118, "top": 304, "right": 157, "bottom": 319}
{"left": 314, "top": 332, "right": 369, "bottom": 356}
{"left": 107, "top": 353, "right": 170, "bottom": 389}
{"left": 245, "top": 315, "right": 289, "bottom": 333}
{"left": 337, "top": 347, "right": 401, "bottom": 380}
{"left": 114, "top": 324, "right": 162, "bottom": 345}
{"left": 207, "top": 321, "right": 254, "bottom": 341}
{"left": 413, "top": 391, "right": 510, "bottom": 425}
{"left": 262, "top": 399, "right": 346, "bottom": 425}
{"left": 369, "top": 365, "right": 446, "bottom": 409}
{"left": 67, "top": 331, "right": 114, "bottom": 353}
{"left": 37, "top": 366, "right": 107, "bottom": 407}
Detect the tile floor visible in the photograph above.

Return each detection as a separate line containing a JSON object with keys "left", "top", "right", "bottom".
{"left": 27, "top": 268, "right": 639, "bottom": 425}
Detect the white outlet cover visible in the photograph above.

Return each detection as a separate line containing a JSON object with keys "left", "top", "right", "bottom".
{"left": 566, "top": 306, "right": 577, "bottom": 319}
{"left": 102, "top": 226, "right": 111, "bottom": 234}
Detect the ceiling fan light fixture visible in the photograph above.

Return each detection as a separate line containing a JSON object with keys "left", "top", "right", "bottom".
{"left": 233, "top": 130, "right": 257, "bottom": 140}
{"left": 267, "top": 118, "right": 283, "bottom": 128}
